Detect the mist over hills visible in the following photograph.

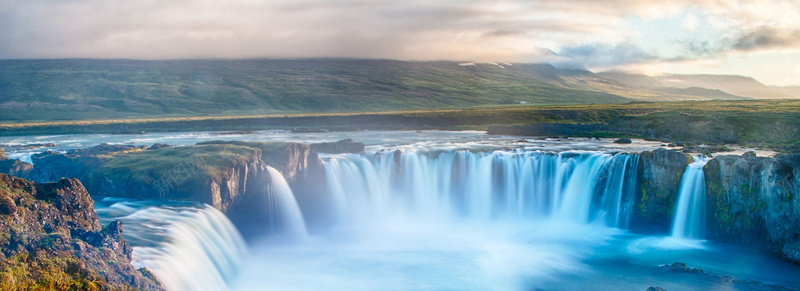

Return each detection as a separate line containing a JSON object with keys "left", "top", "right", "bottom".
{"left": 0, "top": 58, "right": 795, "bottom": 122}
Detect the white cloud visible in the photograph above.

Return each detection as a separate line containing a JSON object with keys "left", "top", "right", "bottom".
{"left": 0, "top": 0, "right": 798, "bottom": 84}
{"left": 682, "top": 14, "right": 699, "bottom": 32}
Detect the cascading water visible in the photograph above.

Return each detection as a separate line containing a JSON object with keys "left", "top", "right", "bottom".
{"left": 5, "top": 131, "right": 799, "bottom": 290}
{"left": 95, "top": 199, "right": 248, "bottom": 291}
{"left": 671, "top": 155, "right": 710, "bottom": 239}
{"left": 320, "top": 149, "right": 639, "bottom": 228}
{"left": 264, "top": 166, "right": 308, "bottom": 237}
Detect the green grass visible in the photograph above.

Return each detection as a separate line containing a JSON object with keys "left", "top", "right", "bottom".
{"left": 1, "top": 99, "right": 798, "bottom": 150}
{"left": 97, "top": 144, "right": 261, "bottom": 185}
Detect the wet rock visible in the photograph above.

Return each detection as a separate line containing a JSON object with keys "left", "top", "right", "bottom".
{"left": 743, "top": 150, "right": 757, "bottom": 157}
{"left": 613, "top": 138, "right": 632, "bottom": 144}
{"left": 704, "top": 153, "right": 800, "bottom": 264}
{"left": 667, "top": 262, "right": 704, "bottom": 274}
{"left": 633, "top": 149, "right": 689, "bottom": 231}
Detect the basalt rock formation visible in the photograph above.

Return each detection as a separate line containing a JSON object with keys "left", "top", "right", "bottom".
{"left": 0, "top": 174, "right": 162, "bottom": 290}
{"left": 633, "top": 148, "right": 690, "bottom": 232}
{"left": 704, "top": 153, "right": 800, "bottom": 264}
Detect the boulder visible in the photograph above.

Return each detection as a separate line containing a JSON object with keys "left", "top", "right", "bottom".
{"left": 614, "top": 138, "right": 633, "bottom": 144}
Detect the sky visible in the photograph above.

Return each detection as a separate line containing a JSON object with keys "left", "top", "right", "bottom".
{"left": 1, "top": 0, "right": 799, "bottom": 86}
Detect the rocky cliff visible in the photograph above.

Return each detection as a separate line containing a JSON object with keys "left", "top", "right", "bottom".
{"left": 0, "top": 159, "right": 31, "bottom": 180}
{"left": 6, "top": 141, "right": 800, "bottom": 261}
{"left": 0, "top": 174, "right": 162, "bottom": 290}
{"left": 14, "top": 141, "right": 323, "bottom": 238}
{"left": 633, "top": 148, "right": 690, "bottom": 232}
{"left": 704, "top": 154, "right": 800, "bottom": 263}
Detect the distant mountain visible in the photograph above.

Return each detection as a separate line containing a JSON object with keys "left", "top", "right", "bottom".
{"left": 652, "top": 87, "right": 743, "bottom": 100}
{"left": 0, "top": 59, "right": 793, "bottom": 122}
{"left": 771, "top": 86, "right": 800, "bottom": 98}
{"left": 656, "top": 74, "right": 789, "bottom": 99}
{"left": 595, "top": 72, "right": 664, "bottom": 88}
{"left": 599, "top": 72, "right": 789, "bottom": 99}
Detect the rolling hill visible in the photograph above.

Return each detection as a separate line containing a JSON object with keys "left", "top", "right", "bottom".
{"left": 0, "top": 59, "right": 793, "bottom": 122}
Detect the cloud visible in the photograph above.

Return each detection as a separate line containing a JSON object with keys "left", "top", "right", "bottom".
{"left": 0, "top": 0, "right": 798, "bottom": 77}
{"left": 0, "top": 0, "right": 679, "bottom": 60}
{"left": 732, "top": 26, "right": 800, "bottom": 51}
{"left": 682, "top": 14, "right": 699, "bottom": 32}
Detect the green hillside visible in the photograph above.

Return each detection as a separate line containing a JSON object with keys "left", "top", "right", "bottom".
{"left": 0, "top": 59, "right": 633, "bottom": 122}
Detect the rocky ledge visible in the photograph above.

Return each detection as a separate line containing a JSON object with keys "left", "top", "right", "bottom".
{"left": 0, "top": 174, "right": 162, "bottom": 290}
{"left": 6, "top": 141, "right": 324, "bottom": 238}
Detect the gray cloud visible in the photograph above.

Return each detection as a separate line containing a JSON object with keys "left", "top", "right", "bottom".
{"left": 732, "top": 26, "right": 800, "bottom": 51}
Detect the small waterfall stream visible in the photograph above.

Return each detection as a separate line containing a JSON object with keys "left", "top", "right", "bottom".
{"left": 95, "top": 200, "right": 248, "bottom": 291}
{"left": 264, "top": 166, "right": 308, "bottom": 237}
{"left": 671, "top": 155, "right": 710, "bottom": 239}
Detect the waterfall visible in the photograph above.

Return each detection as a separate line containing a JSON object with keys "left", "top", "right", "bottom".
{"left": 671, "top": 155, "right": 709, "bottom": 239}
{"left": 319, "top": 149, "right": 639, "bottom": 228}
{"left": 264, "top": 166, "right": 308, "bottom": 238}
{"left": 95, "top": 200, "right": 248, "bottom": 291}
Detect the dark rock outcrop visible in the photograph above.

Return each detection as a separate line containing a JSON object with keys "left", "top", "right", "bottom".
{"left": 666, "top": 262, "right": 703, "bottom": 274}
{"left": 0, "top": 159, "right": 32, "bottom": 179}
{"left": 487, "top": 123, "right": 606, "bottom": 136}
{"left": 704, "top": 154, "right": 800, "bottom": 264}
{"left": 614, "top": 138, "right": 632, "bottom": 144}
{"left": 0, "top": 174, "right": 162, "bottom": 290}
{"left": 310, "top": 139, "right": 365, "bottom": 154}
{"left": 633, "top": 149, "right": 689, "bottom": 231}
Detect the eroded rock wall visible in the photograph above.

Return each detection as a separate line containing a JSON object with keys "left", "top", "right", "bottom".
{"left": 0, "top": 174, "right": 163, "bottom": 290}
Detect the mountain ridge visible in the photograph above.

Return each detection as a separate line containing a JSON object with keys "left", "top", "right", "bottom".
{"left": 0, "top": 58, "right": 794, "bottom": 122}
